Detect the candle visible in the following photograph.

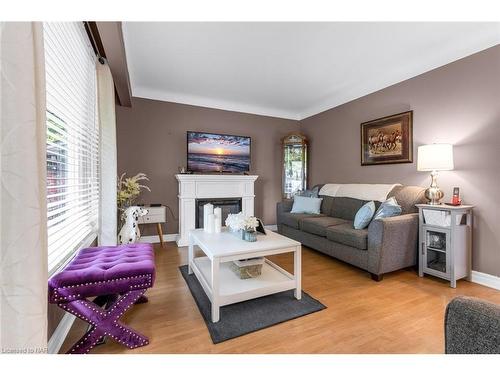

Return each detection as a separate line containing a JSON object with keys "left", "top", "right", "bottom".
{"left": 203, "top": 203, "right": 214, "bottom": 232}
{"left": 214, "top": 207, "right": 222, "bottom": 233}
{"left": 206, "top": 213, "right": 215, "bottom": 234}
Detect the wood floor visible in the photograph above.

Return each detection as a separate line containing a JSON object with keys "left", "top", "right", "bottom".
{"left": 60, "top": 241, "right": 500, "bottom": 354}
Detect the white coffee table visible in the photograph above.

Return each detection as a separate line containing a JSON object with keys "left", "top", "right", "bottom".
{"left": 188, "top": 228, "right": 302, "bottom": 323}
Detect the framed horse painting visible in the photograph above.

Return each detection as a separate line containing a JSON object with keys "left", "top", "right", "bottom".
{"left": 360, "top": 111, "right": 413, "bottom": 166}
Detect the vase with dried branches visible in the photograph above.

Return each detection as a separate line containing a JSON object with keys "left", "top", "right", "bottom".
{"left": 117, "top": 173, "right": 151, "bottom": 225}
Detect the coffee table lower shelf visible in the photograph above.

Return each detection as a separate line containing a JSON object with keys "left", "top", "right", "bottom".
{"left": 191, "top": 256, "right": 297, "bottom": 322}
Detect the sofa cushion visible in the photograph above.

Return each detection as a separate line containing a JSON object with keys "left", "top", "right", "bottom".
{"left": 326, "top": 223, "right": 368, "bottom": 250}
{"left": 319, "top": 195, "right": 335, "bottom": 215}
{"left": 388, "top": 185, "right": 426, "bottom": 214}
{"left": 280, "top": 212, "right": 324, "bottom": 229}
{"left": 331, "top": 197, "right": 367, "bottom": 221}
{"left": 300, "top": 216, "right": 349, "bottom": 237}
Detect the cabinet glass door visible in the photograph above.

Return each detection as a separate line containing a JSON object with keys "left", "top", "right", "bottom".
{"left": 282, "top": 133, "right": 308, "bottom": 198}
{"left": 424, "top": 230, "right": 449, "bottom": 275}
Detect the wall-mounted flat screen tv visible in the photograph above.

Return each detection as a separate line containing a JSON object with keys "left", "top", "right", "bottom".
{"left": 187, "top": 131, "right": 251, "bottom": 173}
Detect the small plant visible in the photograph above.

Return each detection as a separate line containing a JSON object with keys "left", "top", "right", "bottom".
{"left": 117, "top": 172, "right": 151, "bottom": 210}
{"left": 225, "top": 212, "right": 259, "bottom": 232}
{"left": 244, "top": 216, "right": 259, "bottom": 232}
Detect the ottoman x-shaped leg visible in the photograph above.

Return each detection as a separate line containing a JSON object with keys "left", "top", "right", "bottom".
{"left": 58, "top": 289, "right": 149, "bottom": 354}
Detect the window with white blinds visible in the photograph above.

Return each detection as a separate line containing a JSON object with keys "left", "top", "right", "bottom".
{"left": 44, "top": 22, "right": 99, "bottom": 273}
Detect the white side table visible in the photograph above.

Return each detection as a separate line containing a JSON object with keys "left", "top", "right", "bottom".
{"left": 138, "top": 205, "right": 167, "bottom": 247}
{"left": 416, "top": 204, "right": 473, "bottom": 288}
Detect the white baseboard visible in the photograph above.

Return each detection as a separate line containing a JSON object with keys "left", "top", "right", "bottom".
{"left": 471, "top": 271, "right": 500, "bottom": 291}
{"left": 138, "top": 233, "right": 178, "bottom": 244}
{"left": 47, "top": 312, "right": 76, "bottom": 354}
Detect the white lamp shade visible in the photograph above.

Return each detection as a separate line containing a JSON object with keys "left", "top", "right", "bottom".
{"left": 417, "top": 144, "right": 454, "bottom": 171}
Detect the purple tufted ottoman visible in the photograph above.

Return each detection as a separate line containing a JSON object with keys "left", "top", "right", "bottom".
{"left": 48, "top": 243, "right": 155, "bottom": 354}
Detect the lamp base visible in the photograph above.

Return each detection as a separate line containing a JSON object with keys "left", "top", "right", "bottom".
{"left": 425, "top": 170, "right": 444, "bottom": 205}
{"left": 425, "top": 186, "right": 444, "bottom": 205}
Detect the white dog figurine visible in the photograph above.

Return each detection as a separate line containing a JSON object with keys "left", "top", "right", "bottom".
{"left": 118, "top": 206, "right": 149, "bottom": 244}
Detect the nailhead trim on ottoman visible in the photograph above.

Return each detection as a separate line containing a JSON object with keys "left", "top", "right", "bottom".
{"left": 48, "top": 244, "right": 155, "bottom": 354}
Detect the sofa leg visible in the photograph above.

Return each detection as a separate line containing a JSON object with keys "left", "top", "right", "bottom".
{"left": 371, "top": 273, "right": 383, "bottom": 282}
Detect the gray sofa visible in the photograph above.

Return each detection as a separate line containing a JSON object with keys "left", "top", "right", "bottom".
{"left": 445, "top": 296, "right": 500, "bottom": 354}
{"left": 277, "top": 184, "right": 426, "bottom": 280}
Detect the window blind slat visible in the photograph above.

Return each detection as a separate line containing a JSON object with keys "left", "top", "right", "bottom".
{"left": 47, "top": 177, "right": 99, "bottom": 182}
{"left": 47, "top": 144, "right": 99, "bottom": 160}
{"left": 47, "top": 191, "right": 99, "bottom": 223}
{"left": 47, "top": 114, "right": 99, "bottom": 145}
{"left": 47, "top": 195, "right": 99, "bottom": 217}
{"left": 46, "top": 89, "right": 98, "bottom": 133}
{"left": 46, "top": 182, "right": 97, "bottom": 190}
{"left": 48, "top": 229, "right": 94, "bottom": 271}
{"left": 48, "top": 207, "right": 98, "bottom": 249}
{"left": 44, "top": 23, "right": 95, "bottom": 92}
{"left": 47, "top": 190, "right": 99, "bottom": 209}
{"left": 44, "top": 22, "right": 99, "bottom": 274}
{"left": 48, "top": 210, "right": 96, "bottom": 240}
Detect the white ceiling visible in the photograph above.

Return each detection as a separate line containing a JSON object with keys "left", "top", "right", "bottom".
{"left": 122, "top": 22, "right": 500, "bottom": 120}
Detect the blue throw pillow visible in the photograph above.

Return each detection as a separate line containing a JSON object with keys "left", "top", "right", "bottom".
{"left": 373, "top": 197, "right": 402, "bottom": 220}
{"left": 353, "top": 201, "right": 376, "bottom": 229}
{"left": 290, "top": 196, "right": 323, "bottom": 214}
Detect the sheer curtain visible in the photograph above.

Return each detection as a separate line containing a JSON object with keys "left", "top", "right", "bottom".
{"left": 97, "top": 59, "right": 117, "bottom": 246}
{"left": 0, "top": 22, "right": 48, "bottom": 353}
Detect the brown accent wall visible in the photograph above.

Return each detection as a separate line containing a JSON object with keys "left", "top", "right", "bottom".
{"left": 300, "top": 45, "right": 500, "bottom": 276}
{"left": 116, "top": 98, "right": 299, "bottom": 236}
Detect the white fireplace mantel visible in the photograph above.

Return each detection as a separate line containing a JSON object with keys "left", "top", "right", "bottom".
{"left": 176, "top": 174, "right": 258, "bottom": 246}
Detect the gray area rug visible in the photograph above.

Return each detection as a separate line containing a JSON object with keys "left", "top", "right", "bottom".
{"left": 179, "top": 265, "right": 326, "bottom": 344}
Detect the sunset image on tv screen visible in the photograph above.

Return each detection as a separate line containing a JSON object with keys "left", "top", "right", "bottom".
{"left": 187, "top": 132, "right": 251, "bottom": 173}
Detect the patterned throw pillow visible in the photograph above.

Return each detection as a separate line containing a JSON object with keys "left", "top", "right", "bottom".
{"left": 373, "top": 197, "right": 402, "bottom": 220}
{"left": 353, "top": 201, "right": 376, "bottom": 229}
{"left": 296, "top": 186, "right": 319, "bottom": 198}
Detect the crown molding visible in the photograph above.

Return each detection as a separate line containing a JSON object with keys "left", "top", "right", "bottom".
{"left": 132, "top": 38, "right": 500, "bottom": 121}
{"left": 132, "top": 86, "right": 301, "bottom": 120}
{"left": 298, "top": 72, "right": 414, "bottom": 120}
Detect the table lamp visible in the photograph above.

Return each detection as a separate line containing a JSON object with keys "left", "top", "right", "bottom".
{"left": 417, "top": 144, "right": 454, "bottom": 205}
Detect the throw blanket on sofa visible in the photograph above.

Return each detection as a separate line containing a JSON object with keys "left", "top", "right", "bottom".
{"left": 319, "top": 183, "right": 401, "bottom": 202}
